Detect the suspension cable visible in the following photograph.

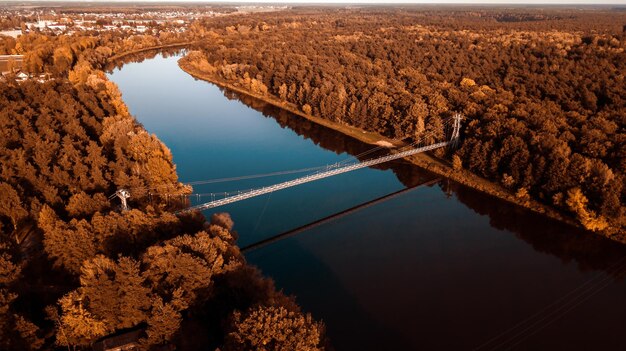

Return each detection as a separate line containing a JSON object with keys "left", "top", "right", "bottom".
{"left": 121, "top": 116, "right": 455, "bottom": 201}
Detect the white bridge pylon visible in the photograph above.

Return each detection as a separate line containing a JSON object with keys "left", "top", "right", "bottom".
{"left": 179, "top": 113, "right": 462, "bottom": 213}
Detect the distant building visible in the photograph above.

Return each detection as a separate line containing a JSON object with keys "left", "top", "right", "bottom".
{"left": 15, "top": 71, "right": 29, "bottom": 82}
{"left": 26, "top": 20, "right": 54, "bottom": 30}
{"left": 47, "top": 24, "right": 67, "bottom": 31}
{"left": 92, "top": 329, "right": 142, "bottom": 351}
{"left": 0, "top": 30, "right": 22, "bottom": 38}
{"left": 0, "top": 55, "right": 24, "bottom": 59}
{"left": 1, "top": 69, "right": 51, "bottom": 83}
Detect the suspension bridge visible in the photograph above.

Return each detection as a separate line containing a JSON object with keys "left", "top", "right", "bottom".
{"left": 113, "top": 113, "right": 462, "bottom": 212}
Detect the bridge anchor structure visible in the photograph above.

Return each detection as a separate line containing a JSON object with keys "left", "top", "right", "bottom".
{"left": 176, "top": 113, "right": 462, "bottom": 213}
{"left": 114, "top": 189, "right": 131, "bottom": 211}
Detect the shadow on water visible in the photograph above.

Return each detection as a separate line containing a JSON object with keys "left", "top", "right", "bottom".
{"left": 219, "top": 87, "right": 437, "bottom": 188}
{"left": 108, "top": 48, "right": 436, "bottom": 188}
{"left": 218, "top": 79, "right": 626, "bottom": 349}
{"left": 115, "top": 49, "right": 626, "bottom": 275}
{"left": 223, "top": 83, "right": 626, "bottom": 276}
{"left": 104, "top": 46, "right": 198, "bottom": 72}
{"left": 446, "top": 181, "right": 626, "bottom": 276}
{"left": 246, "top": 240, "right": 415, "bottom": 351}
{"left": 109, "top": 51, "right": 626, "bottom": 350}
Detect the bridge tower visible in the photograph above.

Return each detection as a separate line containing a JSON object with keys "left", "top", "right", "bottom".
{"left": 450, "top": 113, "right": 462, "bottom": 149}
{"left": 115, "top": 189, "right": 131, "bottom": 211}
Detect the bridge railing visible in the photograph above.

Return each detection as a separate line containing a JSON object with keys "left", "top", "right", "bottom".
{"left": 181, "top": 140, "right": 450, "bottom": 213}
{"left": 177, "top": 112, "right": 461, "bottom": 213}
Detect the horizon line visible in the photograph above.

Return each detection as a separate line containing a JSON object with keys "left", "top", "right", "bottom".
{"left": 1, "top": 0, "right": 626, "bottom": 5}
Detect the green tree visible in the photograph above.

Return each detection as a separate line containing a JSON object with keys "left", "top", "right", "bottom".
{"left": 53, "top": 46, "right": 74, "bottom": 75}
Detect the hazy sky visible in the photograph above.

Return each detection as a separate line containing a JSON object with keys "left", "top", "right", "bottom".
{"left": 40, "top": 0, "right": 626, "bottom": 4}
{"left": 219, "top": 0, "right": 623, "bottom": 2}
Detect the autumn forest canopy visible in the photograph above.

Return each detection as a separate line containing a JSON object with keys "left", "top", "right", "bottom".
{"left": 0, "top": 4, "right": 625, "bottom": 351}
{"left": 181, "top": 8, "right": 626, "bottom": 237}
{"left": 0, "top": 6, "right": 325, "bottom": 351}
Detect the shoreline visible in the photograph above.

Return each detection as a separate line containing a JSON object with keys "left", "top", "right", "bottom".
{"left": 176, "top": 57, "right": 624, "bottom": 244}
{"left": 107, "top": 41, "right": 198, "bottom": 63}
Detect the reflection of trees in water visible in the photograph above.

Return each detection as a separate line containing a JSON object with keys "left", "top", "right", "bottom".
{"left": 221, "top": 88, "right": 436, "bottom": 187}
{"left": 448, "top": 181, "right": 626, "bottom": 277}
{"left": 104, "top": 46, "right": 193, "bottom": 72}
{"left": 109, "top": 50, "right": 625, "bottom": 277}
{"left": 221, "top": 85, "right": 626, "bottom": 277}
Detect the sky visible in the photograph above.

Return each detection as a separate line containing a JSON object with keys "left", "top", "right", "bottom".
{"left": 196, "top": 0, "right": 623, "bottom": 2}
{"left": 24, "top": 0, "right": 626, "bottom": 4}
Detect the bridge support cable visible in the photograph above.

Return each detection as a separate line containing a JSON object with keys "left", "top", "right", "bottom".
{"left": 129, "top": 116, "right": 457, "bottom": 196}
{"left": 129, "top": 114, "right": 461, "bottom": 212}
{"left": 179, "top": 141, "right": 449, "bottom": 213}
{"left": 129, "top": 138, "right": 405, "bottom": 195}
{"left": 176, "top": 114, "right": 461, "bottom": 212}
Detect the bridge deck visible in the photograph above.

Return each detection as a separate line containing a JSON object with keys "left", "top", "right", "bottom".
{"left": 174, "top": 113, "right": 461, "bottom": 213}
{"left": 181, "top": 140, "right": 450, "bottom": 212}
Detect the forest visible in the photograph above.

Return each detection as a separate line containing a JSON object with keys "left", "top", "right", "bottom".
{"left": 180, "top": 8, "right": 626, "bottom": 237}
{"left": 0, "top": 11, "right": 325, "bottom": 351}
{"left": 2, "top": 5, "right": 626, "bottom": 350}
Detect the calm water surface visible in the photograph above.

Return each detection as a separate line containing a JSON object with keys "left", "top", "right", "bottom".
{"left": 108, "top": 53, "right": 626, "bottom": 350}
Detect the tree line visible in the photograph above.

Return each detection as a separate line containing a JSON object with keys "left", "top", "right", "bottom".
{"left": 0, "top": 11, "right": 326, "bottom": 351}
{"left": 181, "top": 8, "right": 625, "bottom": 235}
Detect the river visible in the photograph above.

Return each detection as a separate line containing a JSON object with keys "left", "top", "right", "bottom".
{"left": 108, "top": 52, "right": 626, "bottom": 350}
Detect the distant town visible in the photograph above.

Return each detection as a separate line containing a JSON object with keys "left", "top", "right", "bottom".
{"left": 1, "top": 4, "right": 288, "bottom": 36}
{"left": 0, "top": 3, "right": 288, "bottom": 80}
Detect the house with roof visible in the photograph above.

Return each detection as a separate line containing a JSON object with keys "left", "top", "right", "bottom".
{"left": 15, "top": 71, "right": 29, "bottom": 81}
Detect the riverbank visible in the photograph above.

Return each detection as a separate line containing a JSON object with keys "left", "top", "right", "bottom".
{"left": 178, "top": 59, "right": 402, "bottom": 147}
{"left": 178, "top": 58, "right": 624, "bottom": 244}
{"left": 108, "top": 41, "right": 199, "bottom": 63}
{"left": 108, "top": 49, "right": 626, "bottom": 351}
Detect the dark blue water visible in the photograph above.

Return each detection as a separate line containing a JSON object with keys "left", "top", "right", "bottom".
{"left": 108, "top": 52, "right": 407, "bottom": 247}
{"left": 108, "top": 53, "right": 626, "bottom": 351}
